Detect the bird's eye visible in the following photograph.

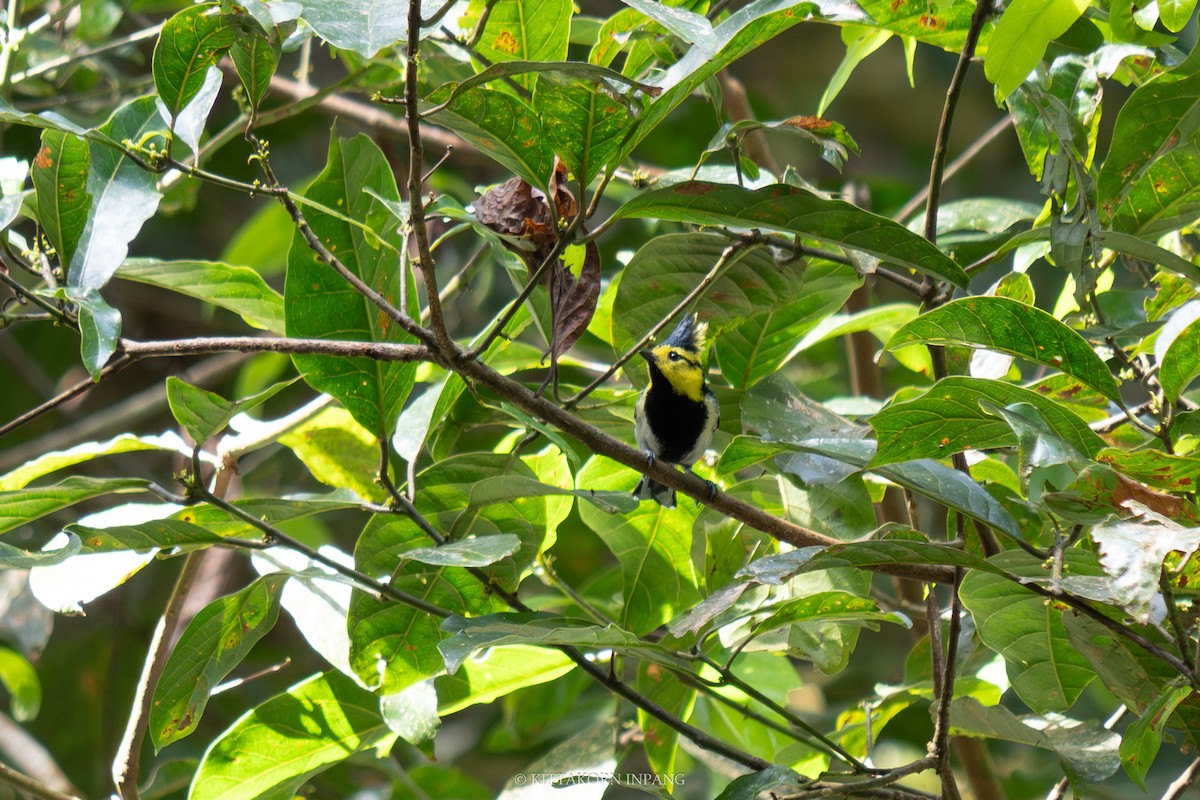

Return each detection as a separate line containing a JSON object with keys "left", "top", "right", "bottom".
{"left": 668, "top": 351, "right": 681, "bottom": 361}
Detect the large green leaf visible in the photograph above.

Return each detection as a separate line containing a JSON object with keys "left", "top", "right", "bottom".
{"left": 714, "top": 262, "right": 861, "bottom": 389}
{"left": 960, "top": 550, "right": 1101, "bottom": 713}
{"left": 612, "top": 233, "right": 859, "bottom": 365}
{"left": 426, "top": 87, "right": 554, "bottom": 191}
{"left": 984, "top": 0, "right": 1089, "bottom": 100}
{"left": 532, "top": 75, "right": 633, "bottom": 186}
{"left": 68, "top": 96, "right": 165, "bottom": 293}
{"left": 950, "top": 696, "right": 1120, "bottom": 784}
{"left": 284, "top": 133, "right": 416, "bottom": 438}
{"left": 854, "top": 0, "right": 977, "bottom": 49}
{"left": 117, "top": 259, "right": 285, "bottom": 334}
{"left": 297, "top": 0, "right": 413, "bottom": 57}
{"left": 64, "top": 518, "right": 225, "bottom": 554}
{"left": 886, "top": 296, "right": 1121, "bottom": 401}
{"left": 151, "top": 574, "right": 287, "bottom": 750}
{"left": 869, "top": 376, "right": 1105, "bottom": 466}
{"left": 614, "top": 0, "right": 820, "bottom": 164}
{"left": 31, "top": 129, "right": 91, "bottom": 269}
{"left": 611, "top": 182, "right": 969, "bottom": 287}
{"left": 152, "top": 4, "right": 237, "bottom": 121}
{"left": 189, "top": 671, "right": 395, "bottom": 800}
{"left": 435, "top": 645, "right": 575, "bottom": 715}
{"left": 0, "top": 477, "right": 152, "bottom": 535}
{"left": 471, "top": 0, "right": 572, "bottom": 90}
{"left": 576, "top": 457, "right": 701, "bottom": 635}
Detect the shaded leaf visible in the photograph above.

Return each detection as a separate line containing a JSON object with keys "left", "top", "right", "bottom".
{"left": 439, "top": 612, "right": 654, "bottom": 673}
{"left": 612, "top": 182, "right": 968, "bottom": 287}
{"left": 166, "top": 376, "right": 293, "bottom": 445}
{"left": 532, "top": 74, "right": 633, "bottom": 186}
{"left": 116, "top": 258, "right": 285, "bottom": 334}
{"left": 152, "top": 4, "right": 237, "bottom": 121}
{"left": 230, "top": 29, "right": 278, "bottom": 112}
{"left": 1092, "top": 513, "right": 1200, "bottom": 623}
{"left": 0, "top": 476, "right": 152, "bottom": 535}
{"left": 950, "top": 696, "right": 1120, "bottom": 784}
{"left": 1161, "top": 315, "right": 1200, "bottom": 401}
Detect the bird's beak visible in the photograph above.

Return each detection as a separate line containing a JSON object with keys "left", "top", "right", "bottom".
{"left": 638, "top": 349, "right": 654, "bottom": 363}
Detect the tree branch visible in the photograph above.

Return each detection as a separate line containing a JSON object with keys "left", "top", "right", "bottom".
{"left": 0, "top": 762, "right": 82, "bottom": 800}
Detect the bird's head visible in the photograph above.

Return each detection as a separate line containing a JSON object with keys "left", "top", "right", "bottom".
{"left": 638, "top": 314, "right": 709, "bottom": 401}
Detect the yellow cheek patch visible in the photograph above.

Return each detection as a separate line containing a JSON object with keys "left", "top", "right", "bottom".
{"left": 651, "top": 345, "right": 704, "bottom": 401}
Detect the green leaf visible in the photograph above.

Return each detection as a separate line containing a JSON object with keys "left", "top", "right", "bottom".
{"left": 152, "top": 4, "right": 237, "bottom": 121}
{"left": 984, "top": 0, "right": 1090, "bottom": 101}
{"left": 69, "top": 288, "right": 122, "bottom": 378}
{"left": 402, "top": 536, "right": 521, "bottom": 567}
{"left": 189, "top": 671, "right": 395, "bottom": 800}
{"left": 65, "top": 518, "right": 225, "bottom": 553}
{"left": 886, "top": 297, "right": 1121, "bottom": 401}
{"left": 714, "top": 261, "right": 861, "bottom": 389}
{"left": 68, "top": 96, "right": 165, "bottom": 293}
{"left": 472, "top": 0, "right": 572, "bottom": 91}
{"left": 230, "top": 29, "right": 278, "bottom": 112}
{"left": 612, "top": 232, "right": 859, "bottom": 358}
{"left": 438, "top": 612, "right": 655, "bottom": 673}
{"left": 166, "top": 376, "right": 293, "bottom": 444}
{"left": 614, "top": 0, "right": 817, "bottom": 165}
{"left": 1098, "top": 63, "right": 1200, "bottom": 237}
{"left": 1161, "top": 315, "right": 1200, "bottom": 401}
{"left": 576, "top": 457, "right": 701, "bottom": 635}
{"left": 116, "top": 258, "right": 285, "bottom": 334}
{"left": 151, "top": 574, "right": 287, "bottom": 750}
{"left": 637, "top": 657, "right": 695, "bottom": 778}
{"left": 949, "top": 696, "right": 1120, "bottom": 784}
{"left": 532, "top": 75, "right": 632, "bottom": 186}
{"left": 297, "top": 0, "right": 410, "bottom": 57}
{"left": 285, "top": 133, "right": 416, "bottom": 438}
{"left": 31, "top": 129, "right": 91, "bottom": 269}
{"left": 278, "top": 406, "right": 385, "bottom": 502}
{"left": 854, "top": 0, "right": 976, "bottom": 49}
{"left": 610, "top": 182, "right": 969, "bottom": 287}
{"left": 715, "top": 766, "right": 804, "bottom": 800}
{"left": 0, "top": 476, "right": 152, "bottom": 535}
{"left": 959, "top": 550, "right": 1100, "bottom": 713}
{"left": 869, "top": 376, "right": 1105, "bottom": 466}
{"left": 817, "top": 25, "right": 891, "bottom": 116}
{"left": 435, "top": 645, "right": 575, "bottom": 715}
{"left": 1121, "top": 684, "right": 1193, "bottom": 789}
{"left": 426, "top": 87, "right": 554, "bottom": 191}
{"left": 0, "top": 535, "right": 82, "bottom": 568}
{"left": 1160, "top": 0, "right": 1198, "bottom": 30}
{"left": 0, "top": 646, "right": 41, "bottom": 721}
{"left": 751, "top": 591, "right": 911, "bottom": 638}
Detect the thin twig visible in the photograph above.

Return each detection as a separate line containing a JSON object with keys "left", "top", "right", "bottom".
{"left": 932, "top": 569, "right": 965, "bottom": 800}
{"left": 120, "top": 336, "right": 431, "bottom": 362}
{"left": 111, "top": 551, "right": 207, "bottom": 799}
{"left": 0, "top": 354, "right": 132, "bottom": 441}
{"left": 0, "top": 763, "right": 81, "bottom": 800}
{"left": 921, "top": 0, "right": 994, "bottom": 249}
{"left": 1162, "top": 757, "right": 1200, "bottom": 800}
{"left": 897, "top": 114, "right": 1012, "bottom": 224}
{"left": 779, "top": 757, "right": 938, "bottom": 799}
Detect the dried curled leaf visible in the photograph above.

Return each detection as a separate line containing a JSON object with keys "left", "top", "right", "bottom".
{"left": 475, "top": 159, "right": 600, "bottom": 358}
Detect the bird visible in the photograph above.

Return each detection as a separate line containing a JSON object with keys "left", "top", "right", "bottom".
{"left": 632, "top": 313, "right": 720, "bottom": 507}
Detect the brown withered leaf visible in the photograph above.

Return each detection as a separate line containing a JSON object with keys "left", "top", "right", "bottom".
{"left": 549, "top": 237, "right": 600, "bottom": 358}
{"left": 475, "top": 158, "right": 600, "bottom": 360}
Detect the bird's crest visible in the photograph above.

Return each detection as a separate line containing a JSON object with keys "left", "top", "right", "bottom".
{"left": 662, "top": 313, "right": 708, "bottom": 354}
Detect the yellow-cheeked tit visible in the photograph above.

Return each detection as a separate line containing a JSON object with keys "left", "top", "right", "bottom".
{"left": 633, "top": 313, "right": 720, "bottom": 507}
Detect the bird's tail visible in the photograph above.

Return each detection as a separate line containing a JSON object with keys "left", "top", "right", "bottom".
{"left": 633, "top": 474, "right": 676, "bottom": 508}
